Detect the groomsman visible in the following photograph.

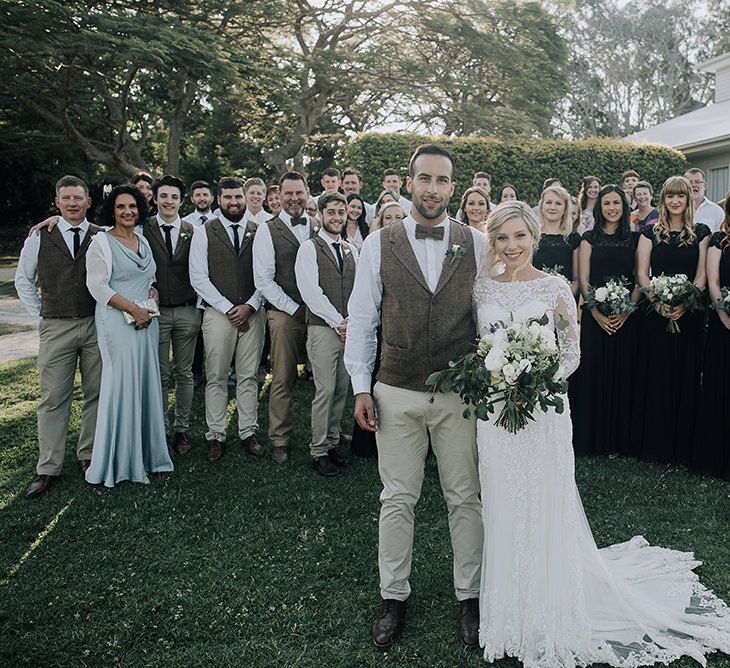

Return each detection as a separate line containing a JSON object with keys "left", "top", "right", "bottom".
{"left": 382, "top": 168, "right": 412, "bottom": 215}
{"left": 295, "top": 192, "right": 357, "bottom": 477}
{"left": 342, "top": 168, "right": 375, "bottom": 225}
{"left": 346, "top": 145, "right": 484, "bottom": 648}
{"left": 182, "top": 180, "right": 214, "bottom": 227}
{"left": 243, "top": 178, "right": 273, "bottom": 226}
{"left": 190, "top": 177, "right": 265, "bottom": 462}
{"left": 14, "top": 175, "right": 102, "bottom": 499}
{"left": 312, "top": 167, "right": 341, "bottom": 205}
{"left": 143, "top": 175, "right": 201, "bottom": 454}
{"left": 253, "top": 172, "right": 312, "bottom": 464}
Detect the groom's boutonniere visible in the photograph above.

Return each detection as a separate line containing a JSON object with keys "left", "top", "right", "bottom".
{"left": 343, "top": 247, "right": 352, "bottom": 258}
{"left": 244, "top": 230, "right": 254, "bottom": 241}
{"left": 310, "top": 226, "right": 321, "bottom": 238}
{"left": 445, "top": 243, "right": 467, "bottom": 265}
{"left": 179, "top": 231, "right": 192, "bottom": 243}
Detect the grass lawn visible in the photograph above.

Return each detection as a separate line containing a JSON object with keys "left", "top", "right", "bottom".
{"left": 0, "top": 358, "right": 728, "bottom": 668}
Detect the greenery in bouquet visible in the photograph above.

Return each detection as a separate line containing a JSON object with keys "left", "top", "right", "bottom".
{"left": 583, "top": 277, "right": 636, "bottom": 316}
{"left": 640, "top": 273, "right": 705, "bottom": 334}
{"left": 541, "top": 265, "right": 571, "bottom": 284}
{"left": 426, "top": 314, "right": 569, "bottom": 433}
{"left": 710, "top": 286, "right": 730, "bottom": 314}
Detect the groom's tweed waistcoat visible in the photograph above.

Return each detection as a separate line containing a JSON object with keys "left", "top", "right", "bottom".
{"left": 142, "top": 218, "right": 196, "bottom": 307}
{"left": 38, "top": 225, "right": 101, "bottom": 318}
{"left": 266, "top": 216, "right": 304, "bottom": 310}
{"left": 204, "top": 218, "right": 257, "bottom": 306}
{"left": 377, "top": 220, "right": 477, "bottom": 392}
{"left": 306, "top": 236, "right": 356, "bottom": 327}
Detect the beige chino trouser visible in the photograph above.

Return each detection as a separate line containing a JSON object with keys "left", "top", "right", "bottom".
{"left": 373, "top": 381, "right": 482, "bottom": 602}
{"left": 36, "top": 316, "right": 102, "bottom": 475}
{"left": 306, "top": 325, "right": 349, "bottom": 458}
{"left": 202, "top": 307, "right": 265, "bottom": 441}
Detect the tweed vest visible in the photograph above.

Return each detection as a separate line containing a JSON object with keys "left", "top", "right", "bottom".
{"left": 266, "top": 216, "right": 307, "bottom": 309}
{"left": 306, "top": 236, "right": 356, "bottom": 327}
{"left": 142, "top": 218, "right": 196, "bottom": 306}
{"left": 377, "top": 220, "right": 477, "bottom": 391}
{"left": 37, "top": 224, "right": 101, "bottom": 318}
{"left": 205, "top": 218, "right": 257, "bottom": 306}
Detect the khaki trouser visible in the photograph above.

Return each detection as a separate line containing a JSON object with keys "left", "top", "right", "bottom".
{"left": 158, "top": 305, "right": 202, "bottom": 433}
{"left": 267, "top": 309, "right": 307, "bottom": 449}
{"left": 373, "top": 381, "right": 482, "bottom": 601}
{"left": 202, "top": 306, "right": 265, "bottom": 441}
{"left": 306, "top": 325, "right": 349, "bottom": 458}
{"left": 37, "top": 316, "right": 102, "bottom": 475}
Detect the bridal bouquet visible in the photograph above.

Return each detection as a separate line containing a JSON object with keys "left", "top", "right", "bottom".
{"left": 711, "top": 287, "right": 730, "bottom": 314}
{"left": 583, "top": 277, "right": 636, "bottom": 316}
{"left": 426, "top": 314, "right": 569, "bottom": 433}
{"left": 640, "top": 273, "right": 705, "bottom": 334}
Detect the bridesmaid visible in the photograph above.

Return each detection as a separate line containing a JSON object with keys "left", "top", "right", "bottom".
{"left": 458, "top": 186, "right": 490, "bottom": 232}
{"left": 573, "top": 185, "right": 640, "bottom": 457}
{"left": 533, "top": 185, "right": 584, "bottom": 298}
{"left": 633, "top": 176, "right": 710, "bottom": 465}
{"left": 85, "top": 185, "right": 173, "bottom": 487}
{"left": 692, "top": 194, "right": 730, "bottom": 480}
{"left": 577, "top": 175, "right": 601, "bottom": 229}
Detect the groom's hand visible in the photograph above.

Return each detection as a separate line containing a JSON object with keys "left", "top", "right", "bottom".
{"left": 354, "top": 393, "right": 377, "bottom": 432}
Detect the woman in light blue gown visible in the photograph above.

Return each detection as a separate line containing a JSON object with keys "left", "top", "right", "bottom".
{"left": 85, "top": 185, "right": 172, "bottom": 487}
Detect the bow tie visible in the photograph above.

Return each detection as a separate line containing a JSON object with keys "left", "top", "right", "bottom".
{"left": 415, "top": 223, "right": 445, "bottom": 240}
{"left": 290, "top": 216, "right": 307, "bottom": 226}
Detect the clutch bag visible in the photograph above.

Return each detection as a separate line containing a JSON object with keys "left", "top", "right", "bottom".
{"left": 123, "top": 298, "right": 160, "bottom": 325}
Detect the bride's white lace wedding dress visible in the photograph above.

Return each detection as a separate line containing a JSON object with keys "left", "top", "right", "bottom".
{"left": 474, "top": 274, "right": 730, "bottom": 668}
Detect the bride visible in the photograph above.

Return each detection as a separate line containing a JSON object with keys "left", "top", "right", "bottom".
{"left": 473, "top": 201, "right": 730, "bottom": 667}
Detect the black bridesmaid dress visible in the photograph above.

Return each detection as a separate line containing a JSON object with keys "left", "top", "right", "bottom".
{"left": 630, "top": 224, "right": 710, "bottom": 465}
{"left": 691, "top": 231, "right": 730, "bottom": 480}
{"left": 572, "top": 229, "right": 639, "bottom": 456}
{"left": 533, "top": 232, "right": 581, "bottom": 282}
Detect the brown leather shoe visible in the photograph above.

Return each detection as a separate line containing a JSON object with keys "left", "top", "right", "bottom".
{"left": 241, "top": 434, "right": 264, "bottom": 456}
{"left": 25, "top": 475, "right": 59, "bottom": 500}
{"left": 207, "top": 439, "right": 225, "bottom": 463}
{"left": 79, "top": 459, "right": 91, "bottom": 474}
{"left": 459, "top": 598, "right": 479, "bottom": 648}
{"left": 372, "top": 598, "right": 406, "bottom": 648}
{"left": 173, "top": 432, "right": 193, "bottom": 455}
{"left": 271, "top": 446, "right": 288, "bottom": 464}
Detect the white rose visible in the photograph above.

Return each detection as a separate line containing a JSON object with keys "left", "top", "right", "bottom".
{"left": 484, "top": 346, "right": 505, "bottom": 372}
{"left": 594, "top": 287, "right": 608, "bottom": 302}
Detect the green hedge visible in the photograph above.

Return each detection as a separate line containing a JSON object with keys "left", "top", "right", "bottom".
{"left": 340, "top": 133, "right": 688, "bottom": 206}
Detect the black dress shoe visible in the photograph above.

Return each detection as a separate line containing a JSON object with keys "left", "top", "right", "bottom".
{"left": 459, "top": 598, "right": 479, "bottom": 648}
{"left": 372, "top": 598, "right": 406, "bottom": 648}
{"left": 327, "top": 448, "right": 350, "bottom": 468}
{"left": 25, "top": 475, "right": 59, "bottom": 500}
{"left": 173, "top": 432, "right": 193, "bottom": 455}
{"left": 313, "top": 455, "right": 342, "bottom": 477}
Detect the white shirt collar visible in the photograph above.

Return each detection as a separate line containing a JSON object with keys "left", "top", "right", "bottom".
{"left": 318, "top": 229, "right": 341, "bottom": 246}
{"left": 218, "top": 213, "right": 246, "bottom": 229}
{"left": 402, "top": 214, "right": 448, "bottom": 234}
{"left": 156, "top": 214, "right": 181, "bottom": 229}
{"left": 58, "top": 217, "right": 90, "bottom": 234}
{"left": 279, "top": 209, "right": 310, "bottom": 227}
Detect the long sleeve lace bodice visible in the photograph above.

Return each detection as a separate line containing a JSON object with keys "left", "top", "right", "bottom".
{"left": 472, "top": 274, "right": 580, "bottom": 380}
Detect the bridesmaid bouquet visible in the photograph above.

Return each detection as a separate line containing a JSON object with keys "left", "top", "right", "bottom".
{"left": 583, "top": 277, "right": 635, "bottom": 316}
{"left": 426, "top": 314, "right": 569, "bottom": 433}
{"left": 640, "top": 273, "right": 705, "bottom": 334}
{"left": 710, "top": 287, "right": 730, "bottom": 313}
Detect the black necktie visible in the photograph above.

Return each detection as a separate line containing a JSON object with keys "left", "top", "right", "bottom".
{"left": 332, "top": 241, "right": 344, "bottom": 272}
{"left": 415, "top": 223, "right": 445, "bottom": 241}
{"left": 231, "top": 224, "right": 240, "bottom": 254}
{"left": 71, "top": 228, "right": 81, "bottom": 258}
{"left": 200, "top": 215, "right": 208, "bottom": 223}
{"left": 162, "top": 224, "right": 174, "bottom": 256}
{"left": 291, "top": 216, "right": 307, "bottom": 226}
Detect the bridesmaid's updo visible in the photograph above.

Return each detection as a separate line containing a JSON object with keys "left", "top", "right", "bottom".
{"left": 485, "top": 201, "right": 540, "bottom": 265}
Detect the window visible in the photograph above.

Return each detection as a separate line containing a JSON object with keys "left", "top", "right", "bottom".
{"left": 708, "top": 166, "right": 729, "bottom": 202}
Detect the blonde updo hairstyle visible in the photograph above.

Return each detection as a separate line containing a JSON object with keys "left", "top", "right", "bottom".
{"left": 486, "top": 201, "right": 540, "bottom": 268}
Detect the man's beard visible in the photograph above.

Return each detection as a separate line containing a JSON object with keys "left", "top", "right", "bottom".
{"left": 322, "top": 220, "right": 345, "bottom": 236}
{"left": 413, "top": 197, "right": 447, "bottom": 220}
{"left": 222, "top": 206, "right": 245, "bottom": 222}
{"left": 196, "top": 203, "right": 211, "bottom": 213}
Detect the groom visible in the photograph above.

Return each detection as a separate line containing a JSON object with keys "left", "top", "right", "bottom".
{"left": 345, "top": 144, "right": 485, "bottom": 648}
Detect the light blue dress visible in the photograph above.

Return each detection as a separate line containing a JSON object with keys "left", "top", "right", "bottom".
{"left": 85, "top": 233, "right": 173, "bottom": 487}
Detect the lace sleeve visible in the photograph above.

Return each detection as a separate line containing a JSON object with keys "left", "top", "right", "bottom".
{"left": 553, "top": 278, "right": 580, "bottom": 380}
